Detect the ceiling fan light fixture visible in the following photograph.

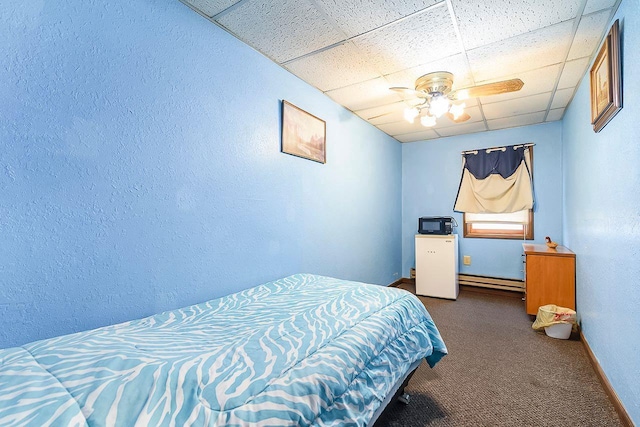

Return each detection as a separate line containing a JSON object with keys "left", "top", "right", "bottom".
{"left": 390, "top": 72, "right": 524, "bottom": 131}
{"left": 404, "top": 107, "right": 420, "bottom": 123}
{"left": 420, "top": 115, "right": 437, "bottom": 127}
{"left": 429, "top": 95, "right": 449, "bottom": 118}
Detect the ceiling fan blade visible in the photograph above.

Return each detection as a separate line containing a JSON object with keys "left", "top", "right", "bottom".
{"left": 390, "top": 87, "right": 429, "bottom": 98}
{"left": 450, "top": 78, "right": 524, "bottom": 100}
{"left": 446, "top": 112, "right": 471, "bottom": 123}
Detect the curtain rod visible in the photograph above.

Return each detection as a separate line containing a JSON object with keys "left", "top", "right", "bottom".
{"left": 462, "top": 143, "right": 535, "bottom": 155}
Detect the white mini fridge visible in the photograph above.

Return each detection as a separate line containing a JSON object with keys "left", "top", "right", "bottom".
{"left": 415, "top": 234, "right": 459, "bottom": 299}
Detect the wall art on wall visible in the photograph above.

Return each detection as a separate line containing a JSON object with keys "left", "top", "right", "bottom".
{"left": 590, "top": 19, "right": 622, "bottom": 133}
{"left": 281, "top": 100, "right": 326, "bottom": 163}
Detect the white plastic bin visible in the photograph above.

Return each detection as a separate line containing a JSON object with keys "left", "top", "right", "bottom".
{"left": 544, "top": 323, "right": 572, "bottom": 339}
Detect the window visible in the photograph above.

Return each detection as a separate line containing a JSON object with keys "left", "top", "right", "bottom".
{"left": 460, "top": 146, "right": 534, "bottom": 240}
{"left": 463, "top": 209, "right": 534, "bottom": 239}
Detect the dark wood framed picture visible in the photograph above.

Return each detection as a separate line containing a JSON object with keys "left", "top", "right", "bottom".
{"left": 281, "top": 100, "right": 326, "bottom": 164}
{"left": 590, "top": 19, "right": 622, "bottom": 133}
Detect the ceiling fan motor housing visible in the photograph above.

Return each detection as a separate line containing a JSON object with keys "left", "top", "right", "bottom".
{"left": 415, "top": 71, "right": 454, "bottom": 95}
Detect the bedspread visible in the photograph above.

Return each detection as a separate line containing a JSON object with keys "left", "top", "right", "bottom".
{"left": 0, "top": 274, "right": 447, "bottom": 426}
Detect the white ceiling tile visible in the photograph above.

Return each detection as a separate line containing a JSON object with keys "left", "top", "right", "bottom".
{"left": 378, "top": 120, "right": 428, "bottom": 135}
{"left": 325, "top": 77, "right": 403, "bottom": 111}
{"left": 394, "top": 129, "right": 440, "bottom": 143}
{"left": 550, "top": 87, "right": 575, "bottom": 109}
{"left": 482, "top": 92, "right": 551, "bottom": 120}
{"left": 356, "top": 102, "right": 407, "bottom": 125}
{"left": 546, "top": 108, "right": 565, "bottom": 121}
{"left": 353, "top": 4, "right": 461, "bottom": 75}
{"left": 567, "top": 10, "right": 611, "bottom": 60}
{"left": 436, "top": 121, "right": 487, "bottom": 137}
{"left": 478, "top": 64, "right": 562, "bottom": 104}
{"left": 384, "top": 54, "right": 474, "bottom": 92}
{"left": 216, "top": 0, "right": 345, "bottom": 63}
{"left": 557, "top": 57, "right": 590, "bottom": 89}
{"left": 451, "top": 0, "right": 582, "bottom": 50}
{"left": 314, "top": 0, "right": 440, "bottom": 38}
{"left": 468, "top": 21, "right": 574, "bottom": 82}
{"left": 184, "top": 0, "right": 241, "bottom": 17}
{"left": 584, "top": 0, "right": 617, "bottom": 15}
{"left": 486, "top": 111, "right": 546, "bottom": 130}
{"left": 284, "top": 42, "right": 381, "bottom": 92}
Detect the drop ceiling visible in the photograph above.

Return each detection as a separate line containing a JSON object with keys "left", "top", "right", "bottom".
{"left": 181, "top": 0, "right": 620, "bottom": 142}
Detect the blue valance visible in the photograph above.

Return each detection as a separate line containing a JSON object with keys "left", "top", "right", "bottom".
{"left": 463, "top": 146, "right": 526, "bottom": 179}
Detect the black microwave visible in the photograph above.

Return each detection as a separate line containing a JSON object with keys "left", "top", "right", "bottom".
{"left": 418, "top": 217, "right": 453, "bottom": 235}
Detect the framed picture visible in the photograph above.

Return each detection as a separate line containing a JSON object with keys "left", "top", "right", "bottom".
{"left": 590, "top": 20, "right": 622, "bottom": 133}
{"left": 281, "top": 100, "right": 326, "bottom": 163}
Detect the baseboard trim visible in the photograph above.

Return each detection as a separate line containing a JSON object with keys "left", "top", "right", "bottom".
{"left": 580, "top": 332, "right": 634, "bottom": 427}
{"left": 389, "top": 277, "right": 521, "bottom": 299}
{"left": 460, "top": 284, "right": 523, "bottom": 299}
{"left": 388, "top": 278, "right": 412, "bottom": 288}
{"left": 458, "top": 273, "right": 525, "bottom": 292}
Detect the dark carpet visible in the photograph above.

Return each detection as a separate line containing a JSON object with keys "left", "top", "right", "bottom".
{"left": 377, "top": 284, "right": 622, "bottom": 426}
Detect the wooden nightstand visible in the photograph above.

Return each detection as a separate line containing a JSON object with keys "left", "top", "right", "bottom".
{"left": 522, "top": 243, "right": 576, "bottom": 315}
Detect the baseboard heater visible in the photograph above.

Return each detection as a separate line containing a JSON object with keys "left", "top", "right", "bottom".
{"left": 458, "top": 274, "right": 524, "bottom": 293}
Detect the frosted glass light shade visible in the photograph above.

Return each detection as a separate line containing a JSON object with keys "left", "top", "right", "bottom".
{"left": 420, "top": 115, "right": 437, "bottom": 127}
{"left": 404, "top": 107, "right": 420, "bottom": 123}
{"left": 450, "top": 102, "right": 466, "bottom": 119}
{"left": 429, "top": 96, "right": 449, "bottom": 118}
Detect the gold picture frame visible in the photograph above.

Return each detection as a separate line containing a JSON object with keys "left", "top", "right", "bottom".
{"left": 281, "top": 100, "right": 326, "bottom": 163}
{"left": 590, "top": 20, "right": 622, "bottom": 133}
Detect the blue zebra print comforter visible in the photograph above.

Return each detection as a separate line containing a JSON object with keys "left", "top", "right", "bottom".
{"left": 0, "top": 274, "right": 447, "bottom": 426}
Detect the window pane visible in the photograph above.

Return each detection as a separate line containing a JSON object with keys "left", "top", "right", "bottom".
{"left": 463, "top": 209, "right": 533, "bottom": 239}
{"left": 471, "top": 223, "right": 524, "bottom": 230}
{"left": 465, "top": 209, "right": 529, "bottom": 223}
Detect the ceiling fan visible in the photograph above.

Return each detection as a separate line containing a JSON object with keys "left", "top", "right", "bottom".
{"left": 387, "top": 71, "right": 524, "bottom": 127}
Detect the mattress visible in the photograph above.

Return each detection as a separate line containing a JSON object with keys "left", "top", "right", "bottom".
{"left": 0, "top": 274, "right": 447, "bottom": 426}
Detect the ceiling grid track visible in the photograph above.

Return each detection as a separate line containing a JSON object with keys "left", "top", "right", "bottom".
{"left": 541, "top": 0, "right": 589, "bottom": 122}
{"left": 444, "top": 0, "right": 489, "bottom": 134}
{"left": 212, "top": 0, "right": 251, "bottom": 20}
{"left": 282, "top": 1, "right": 447, "bottom": 66}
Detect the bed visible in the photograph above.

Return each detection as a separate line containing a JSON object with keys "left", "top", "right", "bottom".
{"left": 0, "top": 274, "right": 447, "bottom": 426}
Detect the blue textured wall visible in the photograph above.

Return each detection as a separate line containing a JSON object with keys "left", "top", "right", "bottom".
{"left": 562, "top": 0, "right": 640, "bottom": 421}
{"left": 0, "top": 0, "right": 402, "bottom": 348}
{"left": 401, "top": 122, "right": 563, "bottom": 279}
